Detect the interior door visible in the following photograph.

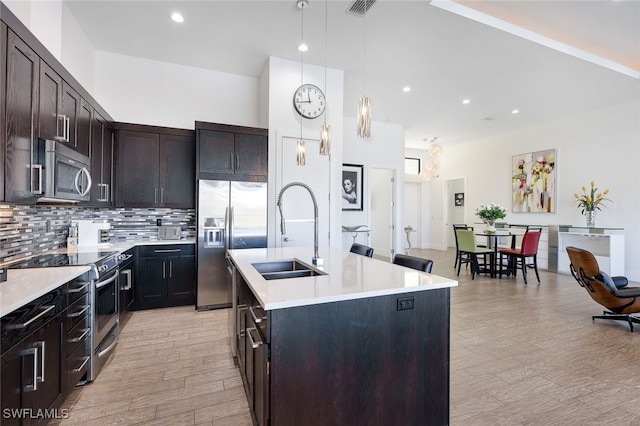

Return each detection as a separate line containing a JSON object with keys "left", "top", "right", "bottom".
{"left": 278, "top": 136, "right": 330, "bottom": 249}
{"left": 370, "top": 168, "right": 395, "bottom": 260}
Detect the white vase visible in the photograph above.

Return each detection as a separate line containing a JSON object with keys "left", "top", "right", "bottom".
{"left": 485, "top": 221, "right": 496, "bottom": 233}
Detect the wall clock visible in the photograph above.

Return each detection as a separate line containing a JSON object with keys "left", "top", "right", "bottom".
{"left": 293, "top": 84, "right": 326, "bottom": 119}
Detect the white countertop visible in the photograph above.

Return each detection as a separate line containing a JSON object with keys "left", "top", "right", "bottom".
{"left": 227, "top": 247, "right": 458, "bottom": 310}
{"left": 0, "top": 238, "right": 195, "bottom": 317}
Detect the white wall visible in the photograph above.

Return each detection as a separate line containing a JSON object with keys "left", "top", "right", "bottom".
{"left": 343, "top": 118, "right": 405, "bottom": 256}
{"left": 437, "top": 99, "right": 640, "bottom": 280}
{"left": 94, "top": 51, "right": 260, "bottom": 129}
{"left": 61, "top": 2, "right": 95, "bottom": 94}
{"left": 265, "top": 57, "right": 344, "bottom": 249}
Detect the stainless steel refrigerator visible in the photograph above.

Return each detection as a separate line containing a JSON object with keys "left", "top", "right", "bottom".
{"left": 197, "top": 180, "right": 267, "bottom": 310}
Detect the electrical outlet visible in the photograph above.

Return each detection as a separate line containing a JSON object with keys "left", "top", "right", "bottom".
{"left": 397, "top": 296, "right": 414, "bottom": 311}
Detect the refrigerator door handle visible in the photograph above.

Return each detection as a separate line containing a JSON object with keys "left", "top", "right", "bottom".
{"left": 229, "top": 207, "right": 235, "bottom": 250}
{"left": 224, "top": 207, "right": 230, "bottom": 250}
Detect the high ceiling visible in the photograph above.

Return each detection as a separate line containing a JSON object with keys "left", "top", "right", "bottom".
{"left": 64, "top": 0, "right": 640, "bottom": 149}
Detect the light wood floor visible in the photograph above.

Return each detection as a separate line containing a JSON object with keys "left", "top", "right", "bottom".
{"left": 53, "top": 248, "right": 640, "bottom": 425}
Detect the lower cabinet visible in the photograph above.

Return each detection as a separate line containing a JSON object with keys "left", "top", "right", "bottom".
{"left": 1, "top": 286, "right": 67, "bottom": 425}
{"left": 233, "top": 269, "right": 450, "bottom": 426}
{"left": 134, "top": 244, "right": 195, "bottom": 310}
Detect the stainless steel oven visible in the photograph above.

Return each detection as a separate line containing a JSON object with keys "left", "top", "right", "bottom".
{"left": 90, "top": 253, "right": 119, "bottom": 381}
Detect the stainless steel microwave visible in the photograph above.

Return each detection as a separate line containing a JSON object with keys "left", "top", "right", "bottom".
{"left": 35, "top": 139, "right": 92, "bottom": 203}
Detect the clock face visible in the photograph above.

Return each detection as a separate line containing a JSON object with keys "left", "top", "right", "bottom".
{"left": 293, "top": 84, "right": 326, "bottom": 119}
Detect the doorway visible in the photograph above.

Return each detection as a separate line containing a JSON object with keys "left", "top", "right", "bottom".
{"left": 444, "top": 177, "right": 465, "bottom": 249}
{"left": 370, "top": 168, "right": 396, "bottom": 261}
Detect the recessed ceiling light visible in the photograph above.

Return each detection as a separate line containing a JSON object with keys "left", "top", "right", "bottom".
{"left": 403, "top": 86, "right": 411, "bottom": 93}
{"left": 462, "top": 99, "right": 470, "bottom": 104}
{"left": 512, "top": 109, "right": 520, "bottom": 114}
{"left": 298, "top": 43, "right": 308, "bottom": 52}
{"left": 170, "top": 12, "right": 184, "bottom": 23}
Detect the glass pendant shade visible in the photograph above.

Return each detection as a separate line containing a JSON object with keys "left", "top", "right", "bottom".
{"left": 357, "top": 96, "right": 371, "bottom": 138}
{"left": 418, "top": 169, "right": 432, "bottom": 182}
{"left": 319, "top": 123, "right": 330, "bottom": 156}
{"left": 428, "top": 143, "right": 443, "bottom": 157}
{"left": 426, "top": 158, "right": 439, "bottom": 172}
{"left": 296, "top": 140, "right": 306, "bottom": 166}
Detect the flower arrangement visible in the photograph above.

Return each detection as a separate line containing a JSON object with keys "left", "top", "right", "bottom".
{"left": 475, "top": 203, "right": 507, "bottom": 223}
{"left": 574, "top": 181, "right": 611, "bottom": 214}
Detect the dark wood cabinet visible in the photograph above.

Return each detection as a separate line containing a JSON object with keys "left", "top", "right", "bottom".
{"left": 234, "top": 270, "right": 450, "bottom": 426}
{"left": 38, "top": 61, "right": 63, "bottom": 141}
{"left": 196, "top": 122, "right": 267, "bottom": 181}
{"left": 118, "top": 250, "right": 136, "bottom": 329}
{"left": 4, "top": 29, "right": 40, "bottom": 203}
{"left": 76, "top": 98, "right": 92, "bottom": 157}
{"left": 62, "top": 83, "right": 81, "bottom": 148}
{"left": 1, "top": 22, "right": 7, "bottom": 201}
{"left": 134, "top": 244, "right": 195, "bottom": 310}
{"left": 90, "top": 110, "right": 114, "bottom": 206}
{"left": 116, "top": 125, "right": 195, "bottom": 208}
{"left": 1, "top": 285, "right": 67, "bottom": 425}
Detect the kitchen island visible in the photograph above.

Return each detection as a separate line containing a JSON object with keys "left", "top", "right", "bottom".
{"left": 227, "top": 247, "right": 457, "bottom": 426}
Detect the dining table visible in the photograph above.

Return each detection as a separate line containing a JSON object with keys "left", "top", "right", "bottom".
{"left": 475, "top": 230, "right": 525, "bottom": 277}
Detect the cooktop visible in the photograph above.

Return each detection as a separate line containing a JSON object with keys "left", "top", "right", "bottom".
{"left": 7, "top": 251, "right": 117, "bottom": 269}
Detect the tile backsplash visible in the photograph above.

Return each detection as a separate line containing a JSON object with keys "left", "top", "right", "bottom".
{"left": 0, "top": 204, "right": 195, "bottom": 264}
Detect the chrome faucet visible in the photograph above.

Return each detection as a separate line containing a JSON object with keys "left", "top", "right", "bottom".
{"left": 276, "top": 182, "right": 322, "bottom": 266}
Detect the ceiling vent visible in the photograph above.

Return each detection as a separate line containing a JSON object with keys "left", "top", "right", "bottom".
{"left": 346, "top": 0, "right": 376, "bottom": 17}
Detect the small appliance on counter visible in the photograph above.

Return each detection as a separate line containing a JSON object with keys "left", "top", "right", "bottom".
{"left": 158, "top": 225, "right": 182, "bottom": 240}
{"left": 76, "top": 219, "right": 111, "bottom": 246}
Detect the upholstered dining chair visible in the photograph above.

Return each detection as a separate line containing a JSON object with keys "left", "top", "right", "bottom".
{"left": 455, "top": 229, "right": 494, "bottom": 280}
{"left": 566, "top": 246, "right": 640, "bottom": 331}
{"left": 350, "top": 243, "right": 374, "bottom": 258}
{"left": 452, "top": 224, "right": 471, "bottom": 269}
{"left": 498, "top": 229, "right": 542, "bottom": 284}
{"left": 393, "top": 254, "right": 433, "bottom": 273}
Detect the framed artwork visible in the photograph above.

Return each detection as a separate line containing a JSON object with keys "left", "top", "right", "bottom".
{"left": 455, "top": 193, "right": 464, "bottom": 206}
{"left": 512, "top": 149, "right": 557, "bottom": 213}
{"left": 404, "top": 157, "right": 421, "bottom": 176}
{"left": 342, "top": 164, "right": 363, "bottom": 211}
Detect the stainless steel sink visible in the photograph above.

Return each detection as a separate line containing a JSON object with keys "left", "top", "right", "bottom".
{"left": 252, "top": 259, "right": 327, "bottom": 280}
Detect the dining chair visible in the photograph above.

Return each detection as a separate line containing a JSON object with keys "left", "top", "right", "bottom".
{"left": 350, "top": 243, "right": 374, "bottom": 258}
{"left": 455, "top": 229, "right": 494, "bottom": 280}
{"left": 452, "top": 224, "right": 472, "bottom": 269}
{"left": 393, "top": 254, "right": 433, "bottom": 273}
{"left": 498, "top": 229, "right": 542, "bottom": 284}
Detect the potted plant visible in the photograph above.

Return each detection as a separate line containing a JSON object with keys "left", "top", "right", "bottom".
{"left": 574, "top": 181, "right": 611, "bottom": 227}
{"left": 475, "top": 203, "right": 507, "bottom": 233}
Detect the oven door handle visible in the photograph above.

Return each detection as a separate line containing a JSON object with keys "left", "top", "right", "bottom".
{"left": 96, "top": 270, "right": 118, "bottom": 289}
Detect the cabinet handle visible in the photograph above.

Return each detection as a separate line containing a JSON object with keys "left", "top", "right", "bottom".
{"left": 56, "top": 114, "right": 66, "bottom": 141}
{"left": 8, "top": 305, "right": 56, "bottom": 329}
{"left": 160, "top": 188, "right": 164, "bottom": 203}
{"left": 65, "top": 116, "right": 70, "bottom": 142}
{"left": 68, "top": 305, "right": 90, "bottom": 318}
{"left": 169, "top": 261, "right": 173, "bottom": 278}
{"left": 22, "top": 347, "right": 38, "bottom": 392}
{"left": 236, "top": 154, "right": 240, "bottom": 170}
{"left": 163, "top": 261, "right": 166, "bottom": 279}
{"left": 229, "top": 154, "right": 233, "bottom": 170}
{"left": 248, "top": 306, "right": 263, "bottom": 324}
{"left": 35, "top": 341, "right": 45, "bottom": 383}
{"left": 72, "top": 355, "right": 91, "bottom": 373}
{"left": 31, "top": 164, "right": 43, "bottom": 194}
{"left": 246, "top": 327, "right": 262, "bottom": 349}
{"left": 155, "top": 249, "right": 181, "bottom": 253}
{"left": 69, "top": 281, "right": 91, "bottom": 293}
{"left": 121, "top": 269, "right": 132, "bottom": 290}
{"left": 155, "top": 188, "right": 158, "bottom": 204}
{"left": 69, "top": 328, "right": 90, "bottom": 343}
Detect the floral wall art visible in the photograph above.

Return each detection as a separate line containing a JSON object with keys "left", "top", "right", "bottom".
{"left": 512, "top": 149, "right": 556, "bottom": 213}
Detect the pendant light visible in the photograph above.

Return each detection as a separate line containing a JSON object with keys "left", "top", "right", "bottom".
{"left": 419, "top": 137, "right": 442, "bottom": 182}
{"left": 296, "top": 0, "right": 308, "bottom": 165}
{"left": 356, "top": 0, "right": 371, "bottom": 138}
{"left": 319, "top": 0, "right": 330, "bottom": 156}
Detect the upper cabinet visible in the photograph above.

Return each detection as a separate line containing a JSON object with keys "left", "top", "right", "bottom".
{"left": 2, "top": 8, "right": 116, "bottom": 205}
{"left": 116, "top": 124, "right": 195, "bottom": 209}
{"left": 4, "top": 29, "right": 40, "bottom": 203}
{"left": 196, "top": 121, "right": 268, "bottom": 181}
{"left": 90, "top": 111, "right": 114, "bottom": 206}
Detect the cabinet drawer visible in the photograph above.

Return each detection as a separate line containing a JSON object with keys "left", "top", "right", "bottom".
{"left": 67, "top": 339, "right": 91, "bottom": 388}
{"left": 67, "top": 293, "right": 91, "bottom": 331}
{"left": 138, "top": 244, "right": 194, "bottom": 258}
{"left": 67, "top": 273, "right": 92, "bottom": 305}
{"left": 66, "top": 311, "right": 91, "bottom": 357}
{"left": 1, "top": 285, "right": 66, "bottom": 353}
